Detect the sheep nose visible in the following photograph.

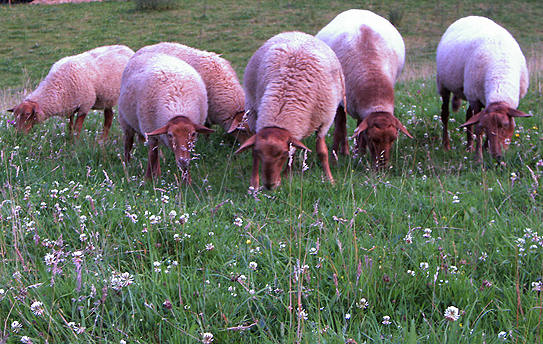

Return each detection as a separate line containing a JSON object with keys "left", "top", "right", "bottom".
{"left": 177, "top": 158, "right": 190, "bottom": 169}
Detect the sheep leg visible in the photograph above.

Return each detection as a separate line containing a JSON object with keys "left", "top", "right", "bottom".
{"left": 102, "top": 108, "right": 114, "bottom": 140}
{"left": 474, "top": 126, "right": 484, "bottom": 162}
{"left": 74, "top": 112, "right": 87, "bottom": 136}
{"left": 316, "top": 136, "right": 334, "bottom": 185}
{"left": 145, "top": 139, "right": 161, "bottom": 180}
{"left": 464, "top": 106, "right": 475, "bottom": 152}
{"left": 123, "top": 128, "right": 135, "bottom": 163}
{"left": 332, "top": 106, "right": 349, "bottom": 157}
{"left": 250, "top": 150, "right": 260, "bottom": 189}
{"left": 68, "top": 114, "right": 75, "bottom": 135}
{"left": 439, "top": 90, "right": 451, "bottom": 151}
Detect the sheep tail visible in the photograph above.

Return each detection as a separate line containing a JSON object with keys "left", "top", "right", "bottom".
{"left": 451, "top": 95, "right": 462, "bottom": 113}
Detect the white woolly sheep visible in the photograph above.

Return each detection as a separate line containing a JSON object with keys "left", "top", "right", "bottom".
{"left": 316, "top": 9, "right": 412, "bottom": 169}
{"left": 133, "top": 42, "right": 251, "bottom": 142}
{"left": 235, "top": 31, "right": 345, "bottom": 190}
{"left": 436, "top": 15, "right": 531, "bottom": 161}
{"left": 8, "top": 45, "right": 134, "bottom": 140}
{"left": 118, "top": 52, "right": 214, "bottom": 182}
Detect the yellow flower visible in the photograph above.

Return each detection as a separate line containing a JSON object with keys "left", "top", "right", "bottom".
{"left": 246, "top": 239, "right": 251, "bottom": 245}
{"left": 516, "top": 133, "right": 520, "bottom": 137}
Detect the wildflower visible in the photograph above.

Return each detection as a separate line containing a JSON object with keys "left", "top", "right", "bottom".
{"left": 423, "top": 228, "right": 432, "bottom": 238}
{"left": 173, "top": 233, "right": 181, "bottom": 241}
{"left": 205, "top": 243, "right": 215, "bottom": 251}
{"left": 120, "top": 340, "right": 127, "bottom": 344}
{"left": 0, "top": 288, "right": 5, "bottom": 301}
{"left": 382, "top": 315, "right": 391, "bottom": 325}
{"left": 163, "top": 299, "right": 172, "bottom": 309}
{"left": 153, "top": 261, "right": 162, "bottom": 273}
{"left": 498, "top": 331, "right": 509, "bottom": 341}
{"left": 444, "top": 305, "right": 460, "bottom": 321}
{"left": 11, "top": 320, "right": 23, "bottom": 333}
{"left": 20, "top": 336, "right": 32, "bottom": 344}
{"left": 248, "top": 261, "right": 258, "bottom": 270}
{"left": 479, "top": 252, "right": 488, "bottom": 261}
{"left": 356, "top": 298, "right": 369, "bottom": 309}
{"left": 168, "top": 210, "right": 177, "bottom": 219}
{"left": 161, "top": 195, "right": 170, "bottom": 204}
{"left": 420, "top": 262, "right": 429, "bottom": 270}
{"left": 531, "top": 281, "right": 543, "bottom": 292}
{"left": 298, "top": 308, "right": 308, "bottom": 320}
{"left": 345, "top": 313, "right": 351, "bottom": 320}
{"left": 179, "top": 213, "right": 189, "bottom": 224}
{"left": 234, "top": 217, "right": 243, "bottom": 227}
{"left": 72, "top": 251, "right": 84, "bottom": 266}
{"left": 201, "top": 332, "right": 214, "bottom": 344}
{"left": 30, "top": 301, "right": 45, "bottom": 316}
{"left": 407, "top": 270, "right": 415, "bottom": 276}
{"left": 452, "top": 195, "right": 460, "bottom": 204}
{"left": 404, "top": 233, "right": 413, "bottom": 244}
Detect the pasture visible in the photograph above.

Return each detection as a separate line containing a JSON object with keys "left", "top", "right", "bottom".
{"left": 1, "top": 0, "right": 543, "bottom": 343}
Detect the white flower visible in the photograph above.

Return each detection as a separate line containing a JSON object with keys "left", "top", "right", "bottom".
{"left": 234, "top": 217, "right": 243, "bottom": 227}
{"left": 0, "top": 288, "right": 5, "bottom": 301}
{"left": 30, "top": 301, "right": 45, "bottom": 316}
{"left": 201, "top": 332, "right": 214, "bottom": 343}
{"left": 420, "top": 262, "right": 429, "bottom": 270}
{"left": 382, "top": 315, "right": 391, "bottom": 325}
{"left": 444, "top": 305, "right": 460, "bottom": 321}
{"left": 404, "top": 233, "right": 413, "bottom": 244}
{"left": 452, "top": 195, "right": 460, "bottom": 204}
{"left": 298, "top": 308, "right": 308, "bottom": 320}
{"left": 356, "top": 298, "right": 369, "bottom": 309}
{"left": 407, "top": 270, "right": 415, "bottom": 276}
{"left": 498, "top": 331, "right": 509, "bottom": 341}
{"left": 205, "top": 243, "right": 215, "bottom": 251}
{"left": 248, "top": 261, "right": 258, "bottom": 270}
{"left": 20, "top": 336, "right": 32, "bottom": 344}
{"left": 345, "top": 313, "right": 351, "bottom": 320}
{"left": 531, "top": 281, "right": 543, "bottom": 292}
{"left": 11, "top": 320, "right": 23, "bottom": 333}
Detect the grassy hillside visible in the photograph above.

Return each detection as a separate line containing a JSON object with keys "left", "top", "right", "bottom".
{"left": 1, "top": 1, "right": 543, "bottom": 343}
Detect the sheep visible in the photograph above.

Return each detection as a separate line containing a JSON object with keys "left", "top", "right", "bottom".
{"left": 436, "top": 15, "right": 532, "bottom": 161}
{"left": 235, "top": 31, "right": 345, "bottom": 190}
{"left": 133, "top": 42, "right": 251, "bottom": 142}
{"left": 118, "top": 52, "right": 214, "bottom": 182}
{"left": 315, "top": 9, "right": 412, "bottom": 169}
{"left": 8, "top": 45, "right": 134, "bottom": 140}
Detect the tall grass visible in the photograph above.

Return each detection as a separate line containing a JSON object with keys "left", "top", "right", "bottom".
{"left": 1, "top": 1, "right": 543, "bottom": 343}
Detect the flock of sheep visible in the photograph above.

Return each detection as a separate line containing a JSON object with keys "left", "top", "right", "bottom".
{"left": 7, "top": 10, "right": 532, "bottom": 190}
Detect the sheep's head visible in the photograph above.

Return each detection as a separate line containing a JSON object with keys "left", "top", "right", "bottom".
{"left": 355, "top": 112, "right": 413, "bottom": 169}
{"left": 227, "top": 110, "right": 254, "bottom": 143}
{"left": 8, "top": 101, "right": 46, "bottom": 134}
{"left": 146, "top": 116, "right": 214, "bottom": 171}
{"left": 235, "top": 127, "right": 310, "bottom": 190}
{"left": 460, "top": 102, "right": 532, "bottom": 160}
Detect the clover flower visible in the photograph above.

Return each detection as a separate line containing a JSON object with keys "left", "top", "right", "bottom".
{"left": 11, "top": 320, "right": 23, "bottom": 333}
{"left": 30, "top": 301, "right": 45, "bottom": 316}
{"left": 356, "top": 298, "right": 369, "bottom": 309}
{"left": 248, "top": 261, "right": 258, "bottom": 271}
{"left": 444, "top": 305, "right": 460, "bottom": 321}
{"left": 201, "top": 332, "right": 214, "bottom": 343}
{"left": 382, "top": 315, "right": 391, "bottom": 325}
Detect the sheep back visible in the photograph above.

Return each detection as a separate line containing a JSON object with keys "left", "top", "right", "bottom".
{"left": 118, "top": 52, "right": 208, "bottom": 148}
{"left": 315, "top": 9, "right": 405, "bottom": 119}
{"left": 243, "top": 31, "right": 344, "bottom": 141}
{"left": 134, "top": 42, "right": 244, "bottom": 131}
{"left": 436, "top": 16, "right": 528, "bottom": 108}
{"left": 28, "top": 45, "right": 134, "bottom": 118}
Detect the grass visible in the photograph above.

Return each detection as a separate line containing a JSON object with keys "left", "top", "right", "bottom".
{"left": 1, "top": 0, "right": 543, "bottom": 343}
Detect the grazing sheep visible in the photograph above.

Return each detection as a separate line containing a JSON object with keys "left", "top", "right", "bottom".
{"left": 134, "top": 42, "right": 251, "bottom": 142}
{"left": 316, "top": 9, "right": 412, "bottom": 169}
{"left": 8, "top": 45, "right": 134, "bottom": 139}
{"left": 235, "top": 31, "right": 345, "bottom": 190}
{"left": 436, "top": 15, "right": 531, "bottom": 161}
{"left": 118, "top": 52, "right": 214, "bottom": 182}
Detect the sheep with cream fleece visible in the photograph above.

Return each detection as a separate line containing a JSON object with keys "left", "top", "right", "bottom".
{"left": 118, "top": 52, "right": 214, "bottom": 182}
{"left": 236, "top": 31, "right": 345, "bottom": 190}
{"left": 9, "top": 45, "right": 134, "bottom": 139}
{"left": 316, "top": 9, "right": 412, "bottom": 169}
{"left": 436, "top": 15, "right": 531, "bottom": 161}
{"left": 134, "top": 42, "right": 250, "bottom": 142}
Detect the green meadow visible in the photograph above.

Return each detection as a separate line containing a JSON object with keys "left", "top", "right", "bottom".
{"left": 0, "top": 0, "right": 543, "bottom": 343}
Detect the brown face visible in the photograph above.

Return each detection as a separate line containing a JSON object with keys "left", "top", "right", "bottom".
{"left": 362, "top": 125, "right": 399, "bottom": 169}
{"left": 9, "top": 102, "right": 40, "bottom": 134}
{"left": 356, "top": 112, "right": 412, "bottom": 169}
{"left": 146, "top": 117, "right": 215, "bottom": 171}
{"left": 254, "top": 133, "right": 290, "bottom": 190}
{"left": 477, "top": 111, "right": 514, "bottom": 160}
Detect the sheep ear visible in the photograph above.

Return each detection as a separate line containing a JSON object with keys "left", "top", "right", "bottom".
{"left": 352, "top": 118, "right": 369, "bottom": 138}
{"left": 146, "top": 125, "right": 169, "bottom": 137}
{"left": 395, "top": 119, "right": 413, "bottom": 138}
{"left": 234, "top": 135, "right": 256, "bottom": 154}
{"left": 508, "top": 108, "right": 532, "bottom": 118}
{"left": 289, "top": 137, "right": 311, "bottom": 152}
{"left": 227, "top": 112, "right": 246, "bottom": 133}
{"left": 194, "top": 124, "right": 215, "bottom": 135}
{"left": 459, "top": 111, "right": 485, "bottom": 127}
